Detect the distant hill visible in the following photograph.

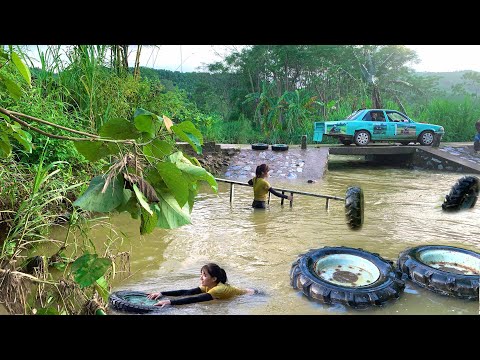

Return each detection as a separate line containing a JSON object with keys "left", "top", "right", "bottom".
{"left": 417, "top": 70, "right": 480, "bottom": 95}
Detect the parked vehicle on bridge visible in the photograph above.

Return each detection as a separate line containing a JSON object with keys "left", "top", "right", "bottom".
{"left": 313, "top": 109, "right": 445, "bottom": 146}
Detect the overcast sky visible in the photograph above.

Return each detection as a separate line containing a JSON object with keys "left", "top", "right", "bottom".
{"left": 26, "top": 45, "right": 480, "bottom": 73}
{"left": 137, "top": 45, "right": 480, "bottom": 73}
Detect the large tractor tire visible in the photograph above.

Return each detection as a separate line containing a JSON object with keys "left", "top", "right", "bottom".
{"left": 441, "top": 176, "right": 479, "bottom": 211}
{"left": 397, "top": 245, "right": 480, "bottom": 300}
{"left": 345, "top": 186, "right": 364, "bottom": 230}
{"left": 290, "top": 246, "right": 405, "bottom": 309}
{"left": 109, "top": 290, "right": 163, "bottom": 314}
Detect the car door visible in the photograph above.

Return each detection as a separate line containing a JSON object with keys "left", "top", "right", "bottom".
{"left": 386, "top": 111, "right": 416, "bottom": 141}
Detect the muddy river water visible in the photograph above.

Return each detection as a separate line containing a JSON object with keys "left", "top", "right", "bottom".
{"left": 47, "top": 150, "right": 480, "bottom": 316}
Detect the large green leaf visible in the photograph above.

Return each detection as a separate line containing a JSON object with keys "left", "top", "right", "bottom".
{"left": 156, "top": 162, "right": 189, "bottom": 207}
{"left": 73, "top": 175, "right": 130, "bottom": 212}
{"left": 11, "top": 52, "right": 31, "bottom": 87}
{"left": 1, "top": 76, "right": 22, "bottom": 100}
{"left": 99, "top": 117, "right": 140, "bottom": 140}
{"left": 114, "top": 190, "right": 140, "bottom": 219}
{"left": 74, "top": 140, "right": 118, "bottom": 162}
{"left": 132, "top": 183, "right": 153, "bottom": 215}
{"left": 171, "top": 121, "right": 203, "bottom": 154}
{"left": 11, "top": 126, "right": 32, "bottom": 153}
{"left": 154, "top": 191, "right": 191, "bottom": 229}
{"left": 71, "top": 254, "right": 112, "bottom": 289}
{"left": 169, "top": 152, "right": 217, "bottom": 193}
{"left": 0, "top": 133, "right": 12, "bottom": 158}
{"left": 95, "top": 276, "right": 110, "bottom": 302}
{"left": 143, "top": 139, "right": 173, "bottom": 160}
{"left": 134, "top": 108, "right": 160, "bottom": 139}
{"left": 140, "top": 207, "right": 158, "bottom": 235}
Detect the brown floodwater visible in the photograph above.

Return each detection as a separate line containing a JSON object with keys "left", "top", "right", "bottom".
{"left": 47, "top": 155, "right": 480, "bottom": 315}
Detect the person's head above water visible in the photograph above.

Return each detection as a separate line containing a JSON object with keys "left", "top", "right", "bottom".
{"left": 201, "top": 263, "right": 228, "bottom": 287}
{"left": 255, "top": 163, "right": 270, "bottom": 177}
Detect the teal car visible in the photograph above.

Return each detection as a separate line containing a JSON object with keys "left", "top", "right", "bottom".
{"left": 313, "top": 109, "right": 445, "bottom": 146}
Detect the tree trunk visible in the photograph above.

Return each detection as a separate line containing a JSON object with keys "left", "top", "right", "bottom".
{"left": 133, "top": 45, "right": 142, "bottom": 80}
{"left": 372, "top": 85, "right": 382, "bottom": 108}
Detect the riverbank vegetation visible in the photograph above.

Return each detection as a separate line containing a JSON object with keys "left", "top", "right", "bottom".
{"left": 1, "top": 45, "right": 479, "bottom": 314}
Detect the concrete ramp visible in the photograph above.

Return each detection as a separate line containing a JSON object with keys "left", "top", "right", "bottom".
{"left": 221, "top": 147, "right": 330, "bottom": 181}
{"left": 417, "top": 147, "right": 480, "bottom": 174}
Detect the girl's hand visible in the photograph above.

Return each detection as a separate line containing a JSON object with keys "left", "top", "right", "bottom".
{"left": 287, "top": 195, "right": 293, "bottom": 201}
{"left": 147, "top": 292, "right": 162, "bottom": 300}
{"left": 154, "top": 299, "right": 171, "bottom": 307}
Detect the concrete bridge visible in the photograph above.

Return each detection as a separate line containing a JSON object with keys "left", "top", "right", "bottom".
{"left": 327, "top": 143, "right": 480, "bottom": 174}
{"left": 215, "top": 142, "right": 480, "bottom": 180}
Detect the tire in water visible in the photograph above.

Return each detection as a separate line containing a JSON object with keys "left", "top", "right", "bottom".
{"left": 290, "top": 246, "right": 405, "bottom": 308}
{"left": 397, "top": 245, "right": 480, "bottom": 300}
{"left": 109, "top": 290, "right": 163, "bottom": 314}
{"left": 441, "top": 175, "right": 479, "bottom": 211}
{"left": 345, "top": 186, "right": 364, "bottom": 230}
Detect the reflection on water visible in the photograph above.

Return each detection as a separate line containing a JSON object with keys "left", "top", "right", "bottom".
{"left": 53, "top": 157, "right": 480, "bottom": 315}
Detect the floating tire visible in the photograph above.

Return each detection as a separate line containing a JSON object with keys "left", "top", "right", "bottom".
{"left": 290, "top": 246, "right": 405, "bottom": 309}
{"left": 441, "top": 175, "right": 479, "bottom": 211}
{"left": 345, "top": 186, "right": 364, "bottom": 230}
{"left": 251, "top": 143, "right": 269, "bottom": 150}
{"left": 397, "top": 245, "right": 480, "bottom": 300}
{"left": 108, "top": 290, "right": 163, "bottom": 314}
{"left": 271, "top": 144, "right": 289, "bottom": 151}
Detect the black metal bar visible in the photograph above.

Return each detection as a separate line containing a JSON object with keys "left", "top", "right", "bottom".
{"left": 215, "top": 178, "right": 344, "bottom": 201}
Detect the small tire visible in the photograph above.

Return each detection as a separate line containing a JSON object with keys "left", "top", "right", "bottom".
{"left": 397, "top": 245, "right": 480, "bottom": 300}
{"left": 290, "top": 246, "right": 405, "bottom": 308}
{"left": 353, "top": 130, "right": 371, "bottom": 146}
{"left": 442, "top": 176, "right": 479, "bottom": 211}
{"left": 109, "top": 290, "right": 163, "bottom": 314}
{"left": 418, "top": 130, "right": 434, "bottom": 146}
{"left": 251, "top": 143, "right": 269, "bottom": 150}
{"left": 345, "top": 186, "right": 364, "bottom": 230}
{"left": 271, "top": 144, "right": 289, "bottom": 151}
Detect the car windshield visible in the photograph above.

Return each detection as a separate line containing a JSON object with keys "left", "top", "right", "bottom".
{"left": 346, "top": 110, "right": 364, "bottom": 120}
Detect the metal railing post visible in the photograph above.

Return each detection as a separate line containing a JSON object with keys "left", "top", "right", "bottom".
{"left": 229, "top": 183, "right": 234, "bottom": 204}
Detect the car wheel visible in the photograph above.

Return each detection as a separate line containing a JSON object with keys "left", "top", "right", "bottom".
{"left": 397, "top": 245, "right": 480, "bottom": 299}
{"left": 290, "top": 246, "right": 405, "bottom": 308}
{"left": 251, "top": 143, "right": 269, "bottom": 150}
{"left": 418, "top": 130, "right": 434, "bottom": 146}
{"left": 345, "top": 186, "right": 363, "bottom": 230}
{"left": 353, "top": 130, "right": 370, "bottom": 146}
{"left": 442, "top": 175, "right": 479, "bottom": 211}
{"left": 109, "top": 290, "right": 163, "bottom": 314}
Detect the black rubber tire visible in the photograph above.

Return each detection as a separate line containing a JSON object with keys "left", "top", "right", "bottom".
{"left": 418, "top": 130, "right": 434, "bottom": 146}
{"left": 345, "top": 186, "right": 364, "bottom": 230}
{"left": 397, "top": 245, "right": 480, "bottom": 300}
{"left": 108, "top": 290, "right": 163, "bottom": 314}
{"left": 251, "top": 143, "right": 269, "bottom": 150}
{"left": 442, "top": 175, "right": 479, "bottom": 211}
{"left": 271, "top": 144, "right": 289, "bottom": 151}
{"left": 290, "top": 246, "right": 405, "bottom": 308}
{"left": 353, "top": 130, "right": 371, "bottom": 146}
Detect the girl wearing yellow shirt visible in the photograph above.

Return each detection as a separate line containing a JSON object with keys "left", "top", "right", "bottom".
{"left": 147, "top": 263, "right": 258, "bottom": 307}
{"left": 248, "top": 163, "right": 292, "bottom": 209}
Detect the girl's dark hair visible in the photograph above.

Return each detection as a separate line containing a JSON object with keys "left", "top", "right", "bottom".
{"left": 201, "top": 263, "right": 228, "bottom": 284}
{"left": 255, "top": 164, "right": 269, "bottom": 177}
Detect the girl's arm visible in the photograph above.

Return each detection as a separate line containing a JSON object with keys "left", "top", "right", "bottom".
{"left": 155, "top": 293, "right": 213, "bottom": 307}
{"left": 147, "top": 287, "right": 202, "bottom": 300}
{"left": 269, "top": 187, "right": 292, "bottom": 200}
